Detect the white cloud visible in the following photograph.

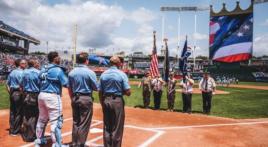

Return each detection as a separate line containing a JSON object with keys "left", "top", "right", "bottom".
{"left": 193, "top": 33, "right": 208, "bottom": 40}
{"left": 0, "top": 0, "right": 161, "bottom": 55}
{"left": 0, "top": 0, "right": 125, "bottom": 52}
{"left": 254, "top": 34, "right": 268, "bottom": 56}
{"left": 106, "top": 7, "right": 158, "bottom": 55}
{"left": 260, "top": 19, "right": 268, "bottom": 26}
{"left": 128, "top": 7, "right": 157, "bottom": 24}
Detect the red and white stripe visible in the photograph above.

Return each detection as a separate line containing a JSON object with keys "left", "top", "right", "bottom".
{"left": 150, "top": 53, "right": 159, "bottom": 77}
{"left": 209, "top": 21, "right": 220, "bottom": 47}
{"left": 213, "top": 42, "right": 252, "bottom": 62}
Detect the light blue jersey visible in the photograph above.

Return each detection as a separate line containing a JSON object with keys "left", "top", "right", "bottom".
{"left": 99, "top": 66, "right": 130, "bottom": 95}
{"left": 7, "top": 68, "right": 23, "bottom": 89}
{"left": 39, "top": 64, "right": 68, "bottom": 95}
{"left": 21, "top": 67, "right": 40, "bottom": 92}
{"left": 68, "top": 64, "right": 98, "bottom": 94}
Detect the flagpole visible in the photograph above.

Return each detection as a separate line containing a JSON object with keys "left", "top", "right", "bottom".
{"left": 162, "top": 13, "right": 165, "bottom": 46}
{"left": 164, "top": 38, "right": 169, "bottom": 106}
{"left": 177, "top": 12, "right": 181, "bottom": 69}
{"left": 193, "top": 11, "right": 197, "bottom": 72}
{"left": 178, "top": 13, "right": 181, "bottom": 49}
{"left": 72, "top": 24, "right": 77, "bottom": 68}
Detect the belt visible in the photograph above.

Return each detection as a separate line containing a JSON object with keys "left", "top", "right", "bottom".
{"left": 25, "top": 91, "right": 39, "bottom": 94}
{"left": 104, "top": 93, "right": 122, "bottom": 97}
{"left": 202, "top": 91, "right": 212, "bottom": 93}
{"left": 10, "top": 88, "right": 20, "bottom": 91}
{"left": 74, "top": 93, "right": 92, "bottom": 96}
{"left": 41, "top": 91, "right": 58, "bottom": 95}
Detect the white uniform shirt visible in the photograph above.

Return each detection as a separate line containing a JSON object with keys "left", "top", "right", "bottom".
{"left": 180, "top": 80, "right": 194, "bottom": 93}
{"left": 152, "top": 78, "right": 164, "bottom": 92}
{"left": 199, "top": 77, "right": 216, "bottom": 92}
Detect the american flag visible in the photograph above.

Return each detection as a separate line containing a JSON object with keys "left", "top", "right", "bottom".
{"left": 150, "top": 31, "right": 159, "bottom": 77}
{"left": 209, "top": 13, "right": 253, "bottom": 62}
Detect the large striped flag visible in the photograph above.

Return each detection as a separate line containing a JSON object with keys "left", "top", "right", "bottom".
{"left": 209, "top": 13, "right": 253, "bottom": 62}
{"left": 150, "top": 31, "right": 159, "bottom": 77}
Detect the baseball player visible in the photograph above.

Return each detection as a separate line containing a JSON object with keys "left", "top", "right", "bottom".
{"left": 199, "top": 72, "right": 216, "bottom": 114}
{"left": 99, "top": 56, "right": 131, "bottom": 147}
{"left": 6, "top": 59, "right": 27, "bottom": 136}
{"left": 139, "top": 71, "right": 151, "bottom": 108}
{"left": 35, "top": 52, "right": 68, "bottom": 147}
{"left": 167, "top": 73, "right": 177, "bottom": 112}
{"left": 21, "top": 59, "right": 40, "bottom": 142}
{"left": 68, "top": 52, "right": 98, "bottom": 146}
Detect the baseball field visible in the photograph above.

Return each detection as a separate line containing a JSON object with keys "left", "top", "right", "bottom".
{"left": 1, "top": 81, "right": 268, "bottom": 146}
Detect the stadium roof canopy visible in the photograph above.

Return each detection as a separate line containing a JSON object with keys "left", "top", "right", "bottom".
{"left": 0, "top": 20, "right": 40, "bottom": 45}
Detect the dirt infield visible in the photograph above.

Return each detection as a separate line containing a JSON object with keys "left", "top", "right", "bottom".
{"left": 1, "top": 88, "right": 268, "bottom": 147}
{"left": 228, "top": 84, "right": 268, "bottom": 90}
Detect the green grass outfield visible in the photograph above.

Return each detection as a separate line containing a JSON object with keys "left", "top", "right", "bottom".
{"left": 1, "top": 83, "right": 268, "bottom": 119}
{"left": 238, "top": 82, "right": 268, "bottom": 86}
{"left": 0, "top": 84, "right": 9, "bottom": 109}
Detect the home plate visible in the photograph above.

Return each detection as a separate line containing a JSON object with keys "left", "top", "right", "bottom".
{"left": 91, "top": 128, "right": 103, "bottom": 133}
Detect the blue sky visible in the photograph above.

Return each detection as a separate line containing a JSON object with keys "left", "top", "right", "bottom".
{"left": 1, "top": 0, "right": 267, "bottom": 56}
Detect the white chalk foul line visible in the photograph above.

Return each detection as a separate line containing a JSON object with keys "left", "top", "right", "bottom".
{"left": 124, "top": 125, "right": 165, "bottom": 147}
{"left": 85, "top": 135, "right": 103, "bottom": 146}
{"left": 151, "top": 120, "right": 268, "bottom": 130}
{"left": 20, "top": 118, "right": 268, "bottom": 147}
{"left": 20, "top": 119, "right": 102, "bottom": 147}
{"left": 139, "top": 131, "right": 165, "bottom": 147}
{"left": 84, "top": 122, "right": 165, "bottom": 147}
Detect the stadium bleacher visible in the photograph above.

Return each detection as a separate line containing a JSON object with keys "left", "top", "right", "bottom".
{"left": 0, "top": 21, "right": 39, "bottom": 43}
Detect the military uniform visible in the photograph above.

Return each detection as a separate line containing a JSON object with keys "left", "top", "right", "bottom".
{"left": 141, "top": 76, "right": 151, "bottom": 108}
{"left": 180, "top": 79, "right": 194, "bottom": 113}
{"left": 6, "top": 67, "right": 24, "bottom": 135}
{"left": 167, "top": 78, "right": 176, "bottom": 111}
{"left": 68, "top": 64, "right": 98, "bottom": 146}
{"left": 21, "top": 67, "right": 40, "bottom": 142}
{"left": 99, "top": 66, "right": 130, "bottom": 147}
{"left": 199, "top": 77, "right": 216, "bottom": 114}
{"left": 151, "top": 78, "right": 164, "bottom": 110}
{"left": 35, "top": 64, "right": 68, "bottom": 147}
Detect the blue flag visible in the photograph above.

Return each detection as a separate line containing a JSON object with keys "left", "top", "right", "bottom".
{"left": 179, "top": 37, "right": 191, "bottom": 76}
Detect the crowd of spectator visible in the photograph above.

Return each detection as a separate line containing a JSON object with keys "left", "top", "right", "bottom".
{"left": 0, "top": 52, "right": 72, "bottom": 82}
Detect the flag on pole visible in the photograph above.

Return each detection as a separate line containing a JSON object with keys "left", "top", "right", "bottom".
{"left": 150, "top": 31, "right": 159, "bottom": 77}
{"left": 179, "top": 36, "right": 191, "bottom": 76}
{"left": 163, "top": 38, "right": 169, "bottom": 82}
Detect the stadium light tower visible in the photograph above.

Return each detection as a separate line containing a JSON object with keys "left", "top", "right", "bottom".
{"left": 253, "top": 0, "right": 268, "bottom": 4}
{"left": 46, "top": 41, "right": 49, "bottom": 54}
{"left": 72, "top": 24, "right": 78, "bottom": 68}
{"left": 160, "top": 6, "right": 209, "bottom": 71}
